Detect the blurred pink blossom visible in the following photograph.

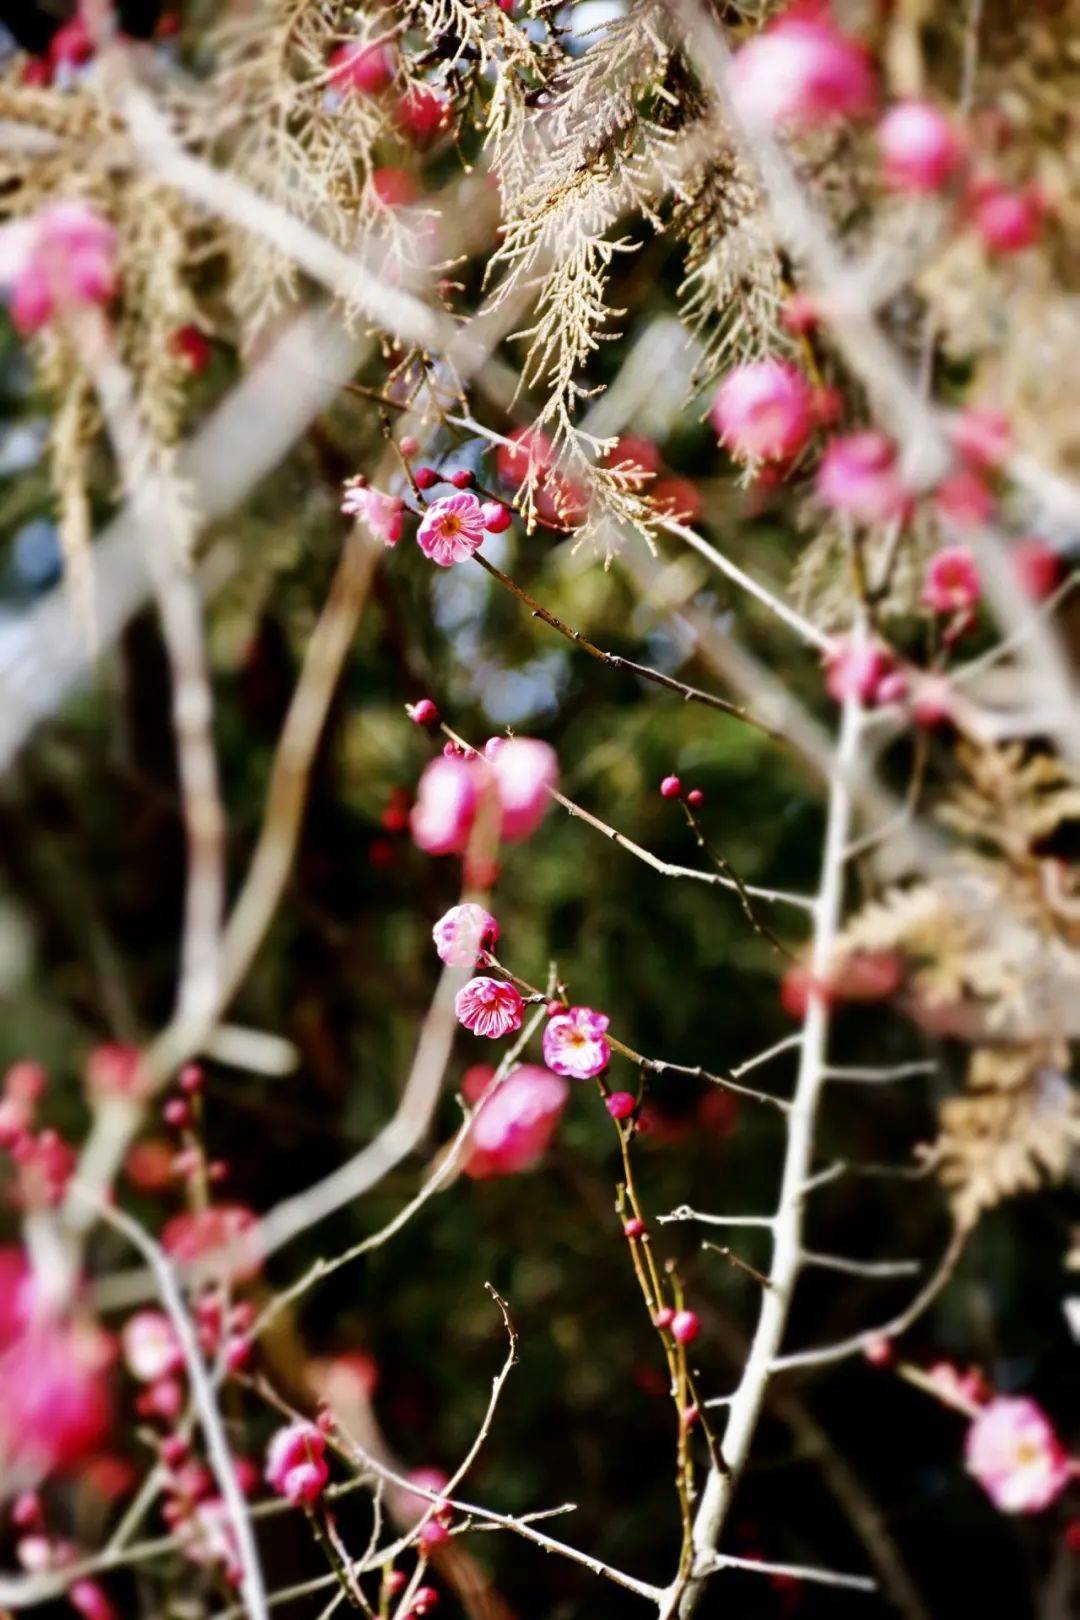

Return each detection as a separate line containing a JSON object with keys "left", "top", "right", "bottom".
{"left": 0, "top": 202, "right": 117, "bottom": 335}
{"left": 965, "top": 1396, "right": 1070, "bottom": 1514}
{"left": 816, "top": 431, "right": 911, "bottom": 525}
{"left": 711, "top": 360, "right": 813, "bottom": 463}
{"left": 464, "top": 1065, "right": 569, "bottom": 1178}
{"left": 922, "top": 545, "right": 981, "bottom": 613}
{"left": 729, "top": 9, "right": 875, "bottom": 131}
{"left": 877, "top": 101, "right": 962, "bottom": 193}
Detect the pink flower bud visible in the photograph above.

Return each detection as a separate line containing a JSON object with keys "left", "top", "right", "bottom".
{"left": 399, "top": 434, "right": 419, "bottom": 457}
{"left": 949, "top": 407, "right": 1011, "bottom": 470}
{"left": 653, "top": 1307, "right": 674, "bottom": 1330}
{"left": 328, "top": 42, "right": 394, "bottom": 95}
{"left": 973, "top": 184, "right": 1042, "bottom": 254}
{"left": 660, "top": 774, "right": 682, "bottom": 799}
{"left": 671, "top": 1310, "right": 701, "bottom": 1346}
{"left": 877, "top": 101, "right": 962, "bottom": 193}
{"left": 823, "top": 636, "right": 898, "bottom": 707}
{"left": 178, "top": 1064, "right": 204, "bottom": 1096}
{"left": 863, "top": 1336, "right": 893, "bottom": 1367}
{"left": 686, "top": 788, "right": 705, "bottom": 808}
{"left": 265, "top": 1422, "right": 329, "bottom": 1505}
{"left": 711, "top": 361, "right": 813, "bottom": 463}
{"left": 171, "top": 325, "right": 212, "bottom": 376}
{"left": 415, "top": 467, "right": 439, "bottom": 490}
{"left": 406, "top": 697, "right": 440, "bottom": 726}
{"left": 122, "top": 1310, "right": 184, "bottom": 1384}
{"left": 411, "top": 1588, "right": 440, "bottom": 1616}
{"left": 729, "top": 10, "right": 875, "bottom": 131}
{"left": 480, "top": 501, "right": 512, "bottom": 533}
{"left": 419, "top": 1520, "right": 451, "bottom": 1551}
{"left": 606, "top": 1091, "right": 636, "bottom": 1120}
{"left": 70, "top": 1579, "right": 117, "bottom": 1620}
{"left": 450, "top": 468, "right": 474, "bottom": 489}
{"left": 433, "top": 903, "right": 499, "bottom": 968}
{"left": 922, "top": 545, "right": 981, "bottom": 613}
{"left": 163, "top": 1098, "right": 190, "bottom": 1130}
{"left": 396, "top": 86, "right": 450, "bottom": 146}
{"left": 623, "top": 1217, "right": 645, "bottom": 1239}
{"left": 1013, "top": 537, "right": 1064, "bottom": 600}
{"left": 816, "top": 432, "right": 911, "bottom": 525}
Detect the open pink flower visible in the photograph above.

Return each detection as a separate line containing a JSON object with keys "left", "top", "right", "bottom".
{"left": 411, "top": 755, "right": 483, "bottom": 856}
{"left": 922, "top": 545, "right": 981, "bottom": 613}
{"left": 433, "top": 903, "right": 499, "bottom": 967}
{"left": 416, "top": 492, "right": 486, "bottom": 566}
{"left": 816, "top": 431, "right": 911, "bottom": 525}
{"left": 121, "top": 1310, "right": 184, "bottom": 1384}
{"left": 877, "top": 101, "right": 962, "bottom": 194}
{"left": 711, "top": 361, "right": 813, "bottom": 463}
{"left": 0, "top": 202, "right": 117, "bottom": 336}
{"left": 964, "top": 1396, "right": 1070, "bottom": 1514}
{"left": 341, "top": 481, "right": 405, "bottom": 546}
{"left": 454, "top": 977, "right": 524, "bottom": 1039}
{"left": 464, "top": 1065, "right": 569, "bottom": 1178}
{"left": 265, "top": 1422, "right": 329, "bottom": 1506}
{"left": 542, "top": 1006, "right": 611, "bottom": 1079}
{"left": 485, "top": 737, "right": 558, "bottom": 841}
{"left": 729, "top": 9, "right": 875, "bottom": 131}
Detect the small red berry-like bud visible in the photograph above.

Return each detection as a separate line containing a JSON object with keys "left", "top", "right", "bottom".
{"left": 207, "top": 1159, "right": 229, "bottom": 1183}
{"left": 178, "top": 1064, "right": 204, "bottom": 1095}
{"left": 653, "top": 1307, "right": 674, "bottom": 1330}
{"left": 682, "top": 1404, "right": 699, "bottom": 1428}
{"left": 160, "top": 1434, "right": 189, "bottom": 1469}
{"left": 386, "top": 1570, "right": 407, "bottom": 1595}
{"left": 546, "top": 1000, "right": 564, "bottom": 1018}
{"left": 406, "top": 698, "right": 440, "bottom": 726}
{"left": 450, "top": 468, "right": 474, "bottom": 489}
{"left": 316, "top": 1407, "right": 336, "bottom": 1434}
{"left": 606, "top": 1091, "right": 636, "bottom": 1120}
{"left": 480, "top": 500, "right": 512, "bottom": 533}
{"left": 172, "top": 1148, "right": 200, "bottom": 1179}
{"left": 781, "top": 292, "right": 819, "bottom": 334}
{"left": 863, "top": 1336, "right": 893, "bottom": 1367}
{"left": 399, "top": 435, "right": 420, "bottom": 457}
{"left": 623, "top": 1217, "right": 646, "bottom": 1239}
{"left": 11, "top": 1492, "right": 42, "bottom": 1530}
{"left": 411, "top": 1587, "right": 440, "bottom": 1615}
{"left": 415, "top": 467, "right": 439, "bottom": 490}
{"left": 224, "top": 1335, "right": 253, "bottom": 1373}
{"left": 686, "top": 788, "right": 704, "bottom": 808}
{"left": 163, "top": 1098, "right": 190, "bottom": 1130}
{"left": 419, "top": 1520, "right": 450, "bottom": 1551}
{"left": 660, "top": 775, "right": 682, "bottom": 799}
{"left": 671, "top": 1309, "right": 700, "bottom": 1345}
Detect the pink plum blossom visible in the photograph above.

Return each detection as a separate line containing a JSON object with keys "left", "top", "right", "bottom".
{"left": 0, "top": 202, "right": 117, "bottom": 336}
{"left": 542, "top": 1006, "right": 611, "bottom": 1079}
{"left": 464, "top": 1065, "right": 570, "bottom": 1178}
{"left": 729, "top": 9, "right": 875, "bottom": 132}
{"left": 341, "top": 480, "right": 405, "bottom": 546}
{"left": 816, "top": 431, "right": 911, "bottom": 525}
{"left": 1014, "top": 537, "right": 1064, "bottom": 600}
{"left": 711, "top": 361, "right": 813, "bottom": 463}
{"left": 964, "top": 1396, "right": 1070, "bottom": 1514}
{"left": 410, "top": 754, "right": 483, "bottom": 856}
{"left": 950, "top": 406, "right": 1011, "bottom": 470}
{"left": 823, "top": 637, "right": 898, "bottom": 706}
{"left": 161, "top": 1204, "right": 261, "bottom": 1282}
{"left": 485, "top": 736, "right": 558, "bottom": 841}
{"left": 265, "top": 1421, "right": 329, "bottom": 1506}
{"left": 934, "top": 468, "right": 994, "bottom": 529}
{"left": 454, "top": 977, "right": 524, "bottom": 1039}
{"left": 432, "top": 903, "right": 499, "bottom": 967}
{"left": 922, "top": 545, "right": 981, "bottom": 613}
{"left": 396, "top": 85, "right": 450, "bottom": 145}
{"left": 70, "top": 1580, "right": 117, "bottom": 1620}
{"left": 877, "top": 101, "right": 962, "bottom": 194}
{"left": 973, "top": 184, "right": 1042, "bottom": 254}
{"left": 0, "top": 1317, "right": 113, "bottom": 1481}
{"left": 121, "top": 1310, "right": 184, "bottom": 1384}
{"left": 416, "top": 492, "right": 487, "bottom": 566}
